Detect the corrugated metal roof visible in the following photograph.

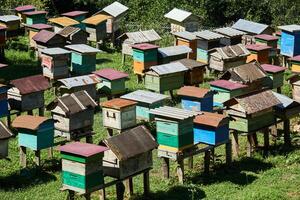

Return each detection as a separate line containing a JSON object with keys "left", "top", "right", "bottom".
{"left": 0, "top": 122, "right": 13, "bottom": 140}
{"left": 12, "top": 115, "right": 51, "bottom": 130}
{"left": 232, "top": 19, "right": 269, "bottom": 35}
{"left": 57, "top": 74, "right": 100, "bottom": 89}
{"left": 123, "top": 29, "right": 161, "bottom": 43}
{"left": 101, "top": 98, "right": 137, "bottom": 109}
{"left": 15, "top": 5, "right": 35, "bottom": 12}
{"left": 121, "top": 90, "right": 168, "bottom": 104}
{"left": 61, "top": 11, "right": 88, "bottom": 17}
{"left": 255, "top": 34, "right": 278, "bottom": 41}
{"left": 58, "top": 26, "right": 82, "bottom": 37}
{"left": 212, "top": 44, "right": 250, "bottom": 60}
{"left": 65, "top": 44, "right": 102, "bottom": 54}
{"left": 0, "top": 15, "right": 21, "bottom": 22}
{"left": 214, "top": 27, "right": 246, "bottom": 37}
{"left": 102, "top": 1, "right": 129, "bottom": 18}
{"left": 32, "top": 30, "right": 57, "bottom": 43}
{"left": 261, "top": 64, "right": 285, "bottom": 73}
{"left": 131, "top": 43, "right": 159, "bottom": 50}
{"left": 278, "top": 24, "right": 300, "bottom": 33}
{"left": 194, "top": 30, "right": 224, "bottom": 41}
{"left": 172, "top": 31, "right": 197, "bottom": 40}
{"left": 149, "top": 106, "right": 200, "bottom": 120}
{"left": 23, "top": 11, "right": 47, "bottom": 16}
{"left": 104, "top": 125, "right": 157, "bottom": 161}
{"left": 27, "top": 23, "right": 53, "bottom": 30}
{"left": 246, "top": 44, "right": 272, "bottom": 51}
{"left": 93, "top": 68, "right": 128, "bottom": 80}
{"left": 177, "top": 86, "right": 212, "bottom": 98}
{"left": 60, "top": 142, "right": 108, "bottom": 157}
{"left": 150, "top": 62, "right": 188, "bottom": 75}
{"left": 48, "top": 17, "right": 79, "bottom": 27}
{"left": 272, "top": 92, "right": 296, "bottom": 109}
{"left": 194, "top": 112, "right": 228, "bottom": 128}
{"left": 41, "top": 47, "right": 70, "bottom": 55}
{"left": 210, "top": 80, "right": 248, "bottom": 90}
{"left": 176, "top": 58, "right": 207, "bottom": 69}
{"left": 158, "top": 45, "right": 192, "bottom": 57}
{"left": 290, "top": 55, "right": 300, "bottom": 62}
{"left": 10, "top": 75, "right": 49, "bottom": 94}
{"left": 83, "top": 14, "right": 111, "bottom": 25}
{"left": 164, "top": 8, "right": 192, "bottom": 22}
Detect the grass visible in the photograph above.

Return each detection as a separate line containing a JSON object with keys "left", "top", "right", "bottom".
{"left": 0, "top": 37, "right": 300, "bottom": 200}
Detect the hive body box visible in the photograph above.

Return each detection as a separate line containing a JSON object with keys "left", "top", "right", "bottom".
{"left": 0, "top": 27, "right": 6, "bottom": 47}
{"left": 173, "top": 31, "right": 197, "bottom": 59}
{"left": 101, "top": 98, "right": 137, "bottom": 130}
{"left": 273, "top": 92, "right": 300, "bottom": 120}
{"left": 158, "top": 46, "right": 191, "bottom": 64}
{"left": 93, "top": 68, "right": 128, "bottom": 96}
{"left": 177, "top": 58, "right": 206, "bottom": 85}
{"left": 0, "top": 84, "right": 9, "bottom": 117}
{"left": 12, "top": 116, "right": 54, "bottom": 150}
{"left": 261, "top": 64, "right": 285, "bottom": 89}
{"left": 121, "top": 90, "right": 168, "bottom": 121}
{"left": 132, "top": 43, "right": 158, "bottom": 75}
{"left": 83, "top": 14, "right": 109, "bottom": 42}
{"left": 291, "top": 79, "right": 300, "bottom": 102}
{"left": 66, "top": 44, "right": 101, "bottom": 75}
{"left": 193, "top": 112, "right": 229, "bottom": 145}
{"left": 61, "top": 11, "right": 88, "bottom": 30}
{"left": 0, "top": 15, "right": 21, "bottom": 38}
{"left": 246, "top": 44, "right": 271, "bottom": 64}
{"left": 27, "top": 24, "right": 53, "bottom": 49}
{"left": 0, "top": 122, "right": 13, "bottom": 158}
{"left": 41, "top": 48, "right": 71, "bottom": 80}
{"left": 278, "top": 25, "right": 300, "bottom": 57}
{"left": 214, "top": 27, "right": 246, "bottom": 45}
{"left": 58, "top": 26, "right": 89, "bottom": 45}
{"left": 255, "top": 34, "right": 278, "bottom": 58}
{"left": 60, "top": 142, "right": 107, "bottom": 193}
{"left": 24, "top": 11, "right": 47, "bottom": 25}
{"left": 177, "top": 86, "right": 214, "bottom": 112}
{"left": 15, "top": 5, "right": 36, "bottom": 23}
{"left": 290, "top": 55, "right": 300, "bottom": 73}
{"left": 276, "top": 31, "right": 281, "bottom": 50}
{"left": 144, "top": 62, "right": 188, "bottom": 93}
{"left": 48, "top": 17, "right": 80, "bottom": 33}
{"left": 102, "top": 125, "right": 157, "bottom": 179}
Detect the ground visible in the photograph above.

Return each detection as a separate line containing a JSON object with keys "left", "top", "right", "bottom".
{"left": 0, "top": 37, "right": 300, "bottom": 200}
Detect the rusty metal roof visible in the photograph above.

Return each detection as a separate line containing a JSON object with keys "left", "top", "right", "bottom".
{"left": 23, "top": 11, "right": 47, "bottom": 16}
{"left": 32, "top": 30, "right": 60, "bottom": 44}
{"left": 102, "top": 1, "right": 129, "bottom": 18}
{"left": 27, "top": 23, "right": 53, "bottom": 31}
{"left": 60, "top": 142, "right": 108, "bottom": 157}
{"left": 150, "top": 62, "right": 188, "bottom": 75}
{"left": 48, "top": 17, "right": 79, "bottom": 27}
{"left": 290, "top": 55, "right": 300, "bottom": 62}
{"left": 0, "top": 122, "right": 13, "bottom": 140}
{"left": 83, "top": 14, "right": 111, "bottom": 25}
{"left": 0, "top": 15, "right": 21, "bottom": 22}
{"left": 246, "top": 44, "right": 272, "bottom": 51}
{"left": 176, "top": 58, "right": 207, "bottom": 69}
{"left": 12, "top": 115, "right": 52, "bottom": 131}
{"left": 15, "top": 5, "right": 35, "bottom": 12}
{"left": 121, "top": 90, "right": 168, "bottom": 104}
{"left": 255, "top": 34, "right": 278, "bottom": 41}
{"left": 10, "top": 75, "right": 49, "bottom": 95}
{"left": 214, "top": 27, "right": 246, "bottom": 37}
{"left": 101, "top": 98, "right": 137, "bottom": 109}
{"left": 211, "top": 44, "right": 250, "bottom": 60}
{"left": 65, "top": 44, "right": 102, "bottom": 54}
{"left": 104, "top": 125, "right": 157, "bottom": 161}
{"left": 158, "top": 45, "right": 192, "bottom": 57}
{"left": 177, "top": 86, "right": 212, "bottom": 99}
{"left": 61, "top": 11, "right": 88, "bottom": 17}
{"left": 172, "top": 31, "right": 197, "bottom": 40}
{"left": 131, "top": 43, "right": 159, "bottom": 50}
{"left": 150, "top": 106, "right": 200, "bottom": 120}
{"left": 164, "top": 8, "right": 193, "bottom": 22}
{"left": 210, "top": 80, "right": 248, "bottom": 91}
{"left": 194, "top": 112, "right": 228, "bottom": 128}
{"left": 57, "top": 74, "right": 100, "bottom": 89}
{"left": 261, "top": 64, "right": 285, "bottom": 74}
{"left": 93, "top": 68, "right": 128, "bottom": 81}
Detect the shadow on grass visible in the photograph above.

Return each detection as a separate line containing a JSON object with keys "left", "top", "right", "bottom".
{"left": 130, "top": 185, "right": 206, "bottom": 200}
{"left": 96, "top": 58, "right": 113, "bottom": 65}
{"left": 187, "top": 157, "right": 273, "bottom": 186}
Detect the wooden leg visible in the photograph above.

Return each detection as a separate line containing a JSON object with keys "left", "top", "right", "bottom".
{"left": 143, "top": 171, "right": 150, "bottom": 196}
{"left": 48, "top": 147, "right": 53, "bottom": 159}
{"left": 284, "top": 119, "right": 291, "bottom": 147}
{"left": 204, "top": 150, "right": 210, "bottom": 174}
{"left": 7, "top": 114, "right": 11, "bottom": 128}
{"left": 177, "top": 159, "right": 184, "bottom": 184}
{"left": 263, "top": 128, "right": 270, "bottom": 156}
{"left": 277, "top": 87, "right": 282, "bottom": 93}
{"left": 169, "top": 90, "right": 174, "bottom": 100}
{"left": 34, "top": 150, "right": 41, "bottom": 166}
{"left": 27, "top": 110, "right": 33, "bottom": 115}
{"left": 270, "top": 125, "right": 278, "bottom": 145}
{"left": 247, "top": 134, "right": 254, "bottom": 157}
{"left": 20, "top": 146, "right": 27, "bottom": 168}
{"left": 188, "top": 156, "right": 193, "bottom": 169}
{"left": 125, "top": 178, "right": 133, "bottom": 197}
{"left": 252, "top": 133, "right": 258, "bottom": 149}
{"left": 116, "top": 182, "right": 125, "bottom": 200}
{"left": 226, "top": 140, "right": 232, "bottom": 165}
{"left": 86, "top": 135, "right": 93, "bottom": 144}
{"left": 121, "top": 54, "right": 125, "bottom": 66}
{"left": 162, "top": 157, "right": 170, "bottom": 179}
{"left": 107, "top": 129, "right": 113, "bottom": 138}
{"left": 68, "top": 190, "right": 75, "bottom": 200}
{"left": 211, "top": 148, "right": 215, "bottom": 166}
{"left": 232, "top": 131, "right": 239, "bottom": 158}
{"left": 84, "top": 194, "right": 91, "bottom": 200}
{"left": 99, "top": 189, "right": 106, "bottom": 200}
{"left": 39, "top": 107, "right": 44, "bottom": 116}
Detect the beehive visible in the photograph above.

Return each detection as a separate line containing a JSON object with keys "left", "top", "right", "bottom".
{"left": 173, "top": 31, "right": 197, "bottom": 59}
{"left": 0, "top": 15, "right": 21, "bottom": 38}
{"left": 0, "top": 84, "right": 9, "bottom": 117}
{"left": 48, "top": 17, "right": 80, "bottom": 33}
{"left": 290, "top": 55, "right": 300, "bottom": 74}
{"left": 246, "top": 44, "right": 271, "bottom": 64}
{"left": 0, "top": 122, "right": 13, "bottom": 158}
{"left": 58, "top": 26, "right": 89, "bottom": 45}
{"left": 177, "top": 58, "right": 206, "bottom": 86}
{"left": 61, "top": 11, "right": 88, "bottom": 30}
{"left": 27, "top": 24, "right": 53, "bottom": 49}
{"left": 278, "top": 25, "right": 300, "bottom": 57}
{"left": 214, "top": 27, "right": 246, "bottom": 45}
{"left": 261, "top": 64, "right": 285, "bottom": 89}
{"left": 0, "top": 26, "right": 7, "bottom": 47}
{"left": 24, "top": 11, "right": 47, "bottom": 25}
{"left": 273, "top": 92, "right": 300, "bottom": 120}
{"left": 59, "top": 142, "right": 108, "bottom": 193}
{"left": 15, "top": 5, "right": 36, "bottom": 23}
{"left": 254, "top": 34, "right": 278, "bottom": 58}
{"left": 82, "top": 14, "right": 110, "bottom": 42}
{"left": 158, "top": 46, "right": 191, "bottom": 64}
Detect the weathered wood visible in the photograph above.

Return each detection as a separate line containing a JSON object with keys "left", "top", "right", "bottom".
{"left": 176, "top": 159, "right": 184, "bottom": 184}
{"left": 204, "top": 150, "right": 210, "bottom": 174}
{"left": 48, "top": 147, "right": 53, "bottom": 159}
{"left": 247, "top": 134, "right": 254, "bottom": 157}
{"left": 225, "top": 140, "right": 232, "bottom": 164}
{"left": 188, "top": 156, "right": 193, "bottom": 169}
{"left": 232, "top": 131, "right": 239, "bottom": 158}
{"left": 211, "top": 148, "right": 215, "bottom": 166}
{"left": 270, "top": 125, "right": 278, "bottom": 145}
{"left": 125, "top": 178, "right": 133, "bottom": 197}
{"left": 116, "top": 182, "right": 125, "bottom": 200}
{"left": 107, "top": 128, "right": 114, "bottom": 138}
{"left": 34, "top": 150, "right": 41, "bottom": 166}
{"left": 121, "top": 54, "right": 125, "bottom": 66}
{"left": 39, "top": 107, "right": 44, "bottom": 116}
{"left": 284, "top": 119, "right": 291, "bottom": 146}
{"left": 143, "top": 171, "right": 150, "bottom": 196}
{"left": 162, "top": 157, "right": 170, "bottom": 178}
{"left": 99, "top": 189, "right": 106, "bottom": 200}
{"left": 20, "top": 146, "right": 27, "bottom": 167}
{"left": 252, "top": 133, "right": 258, "bottom": 148}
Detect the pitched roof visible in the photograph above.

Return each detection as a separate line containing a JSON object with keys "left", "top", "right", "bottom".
{"left": 158, "top": 45, "right": 192, "bottom": 57}
{"left": 104, "top": 125, "right": 157, "bottom": 161}
{"left": 131, "top": 43, "right": 159, "bottom": 51}
{"left": 10, "top": 75, "right": 49, "bottom": 94}
{"left": 211, "top": 44, "right": 250, "bottom": 60}
{"left": 41, "top": 47, "right": 70, "bottom": 55}
{"left": 164, "top": 8, "right": 193, "bottom": 22}
{"left": 65, "top": 44, "right": 102, "bottom": 54}
{"left": 246, "top": 44, "right": 272, "bottom": 51}
{"left": 27, "top": 23, "right": 53, "bottom": 31}
{"left": 101, "top": 98, "right": 137, "bottom": 109}
{"left": 83, "top": 14, "right": 111, "bottom": 25}
{"left": 15, "top": 5, "right": 35, "bottom": 12}
{"left": 0, "top": 15, "right": 21, "bottom": 22}
{"left": 32, "top": 30, "right": 59, "bottom": 43}
{"left": 278, "top": 24, "right": 300, "bottom": 33}
{"left": 0, "top": 122, "right": 13, "bottom": 140}
{"left": 102, "top": 1, "right": 129, "bottom": 18}
{"left": 261, "top": 64, "right": 285, "bottom": 73}
{"left": 58, "top": 26, "right": 85, "bottom": 37}
{"left": 121, "top": 90, "right": 168, "bottom": 104}
{"left": 120, "top": 29, "right": 161, "bottom": 43}
{"left": 149, "top": 106, "right": 200, "bottom": 120}
{"left": 48, "top": 17, "right": 79, "bottom": 27}
{"left": 12, "top": 115, "right": 52, "bottom": 130}
{"left": 255, "top": 34, "right": 278, "bottom": 41}
{"left": 61, "top": 11, "right": 88, "bottom": 17}
{"left": 210, "top": 80, "right": 248, "bottom": 90}
{"left": 59, "top": 142, "right": 108, "bottom": 157}
{"left": 176, "top": 58, "right": 207, "bottom": 69}
{"left": 93, "top": 68, "right": 128, "bottom": 80}
{"left": 214, "top": 27, "right": 246, "bottom": 37}
{"left": 57, "top": 74, "right": 100, "bottom": 89}
{"left": 224, "top": 90, "right": 280, "bottom": 114}
{"left": 290, "top": 55, "right": 300, "bottom": 62}
{"left": 232, "top": 19, "right": 270, "bottom": 35}
{"left": 194, "top": 30, "right": 224, "bottom": 41}
{"left": 272, "top": 91, "right": 300, "bottom": 109}
{"left": 23, "top": 11, "right": 47, "bottom": 16}
{"left": 194, "top": 112, "right": 228, "bottom": 128}
{"left": 177, "top": 86, "right": 212, "bottom": 99}
{"left": 172, "top": 31, "right": 197, "bottom": 40}
{"left": 149, "top": 62, "right": 188, "bottom": 75}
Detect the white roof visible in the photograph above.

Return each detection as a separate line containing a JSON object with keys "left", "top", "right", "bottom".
{"left": 158, "top": 45, "right": 192, "bottom": 57}
{"left": 194, "top": 30, "right": 225, "bottom": 41}
{"left": 150, "top": 106, "right": 201, "bottom": 120}
{"left": 41, "top": 48, "right": 70, "bottom": 55}
{"left": 0, "top": 15, "right": 20, "bottom": 22}
{"left": 150, "top": 62, "right": 188, "bottom": 75}
{"left": 121, "top": 90, "right": 168, "bottom": 104}
{"left": 102, "top": 1, "right": 128, "bottom": 18}
{"left": 232, "top": 19, "right": 269, "bottom": 34}
{"left": 214, "top": 27, "right": 246, "bottom": 37}
{"left": 65, "top": 44, "right": 102, "bottom": 54}
{"left": 278, "top": 24, "right": 300, "bottom": 33}
{"left": 58, "top": 75, "right": 100, "bottom": 88}
{"left": 164, "top": 8, "right": 192, "bottom": 22}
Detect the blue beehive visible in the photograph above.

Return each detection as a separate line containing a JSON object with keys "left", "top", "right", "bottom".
{"left": 278, "top": 25, "right": 300, "bottom": 57}
{"left": 0, "top": 84, "right": 9, "bottom": 118}
{"left": 193, "top": 112, "right": 229, "bottom": 145}
{"left": 177, "top": 86, "right": 214, "bottom": 112}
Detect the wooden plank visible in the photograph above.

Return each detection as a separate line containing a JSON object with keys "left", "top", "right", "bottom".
{"left": 176, "top": 159, "right": 184, "bottom": 184}
{"left": 232, "top": 131, "right": 239, "bottom": 158}
{"left": 20, "top": 146, "right": 26, "bottom": 168}
{"left": 125, "top": 178, "right": 133, "bottom": 197}
{"left": 225, "top": 140, "right": 232, "bottom": 164}
{"left": 204, "top": 150, "right": 210, "bottom": 174}
{"left": 284, "top": 119, "right": 291, "bottom": 146}
{"left": 143, "top": 171, "right": 150, "bottom": 196}
{"left": 188, "top": 156, "right": 193, "bottom": 169}
{"left": 116, "top": 182, "right": 125, "bottom": 200}
{"left": 34, "top": 150, "right": 41, "bottom": 166}
{"left": 162, "top": 157, "right": 170, "bottom": 178}
{"left": 247, "top": 134, "right": 254, "bottom": 157}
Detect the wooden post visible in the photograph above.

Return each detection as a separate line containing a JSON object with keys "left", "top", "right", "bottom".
{"left": 27, "top": 110, "right": 33, "bottom": 115}
{"left": 68, "top": 190, "right": 75, "bottom": 200}
{"left": 34, "top": 150, "right": 41, "bottom": 166}
{"left": 107, "top": 128, "right": 113, "bottom": 138}
{"left": 232, "top": 131, "right": 239, "bottom": 158}
{"left": 176, "top": 159, "right": 184, "bottom": 184}
{"left": 162, "top": 157, "right": 170, "bottom": 179}
{"left": 169, "top": 90, "right": 175, "bottom": 100}
{"left": 84, "top": 194, "right": 91, "bottom": 200}
{"left": 252, "top": 133, "right": 258, "bottom": 149}
{"left": 225, "top": 140, "right": 232, "bottom": 165}
{"left": 20, "top": 146, "right": 27, "bottom": 167}
{"left": 211, "top": 148, "right": 215, "bottom": 166}
{"left": 143, "top": 171, "right": 150, "bottom": 196}
{"left": 277, "top": 87, "right": 282, "bottom": 94}
{"left": 116, "top": 182, "right": 125, "bottom": 200}
{"left": 283, "top": 119, "right": 291, "bottom": 146}
{"left": 38, "top": 107, "right": 44, "bottom": 116}
{"left": 99, "top": 189, "right": 106, "bottom": 200}
{"left": 247, "top": 134, "right": 254, "bottom": 157}
{"left": 125, "top": 178, "right": 133, "bottom": 197}
{"left": 263, "top": 128, "right": 269, "bottom": 156}
{"left": 188, "top": 156, "right": 193, "bottom": 169}
{"left": 121, "top": 54, "right": 125, "bottom": 66}
{"left": 7, "top": 114, "right": 11, "bottom": 128}
{"left": 204, "top": 150, "right": 210, "bottom": 174}
{"left": 270, "top": 125, "right": 278, "bottom": 145}
{"left": 48, "top": 147, "right": 53, "bottom": 159}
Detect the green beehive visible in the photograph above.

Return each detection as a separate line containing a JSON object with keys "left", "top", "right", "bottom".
{"left": 61, "top": 11, "right": 88, "bottom": 30}
{"left": 24, "top": 11, "right": 47, "bottom": 25}
{"left": 261, "top": 64, "right": 285, "bottom": 89}
{"left": 59, "top": 142, "right": 108, "bottom": 194}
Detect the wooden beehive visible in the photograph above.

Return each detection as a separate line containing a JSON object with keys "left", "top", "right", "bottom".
{"left": 246, "top": 44, "right": 272, "bottom": 64}
{"left": 214, "top": 27, "right": 246, "bottom": 45}
{"left": 93, "top": 68, "right": 128, "bottom": 95}
{"left": 164, "top": 8, "right": 199, "bottom": 33}
{"left": 131, "top": 43, "right": 159, "bottom": 75}
{"left": 261, "top": 64, "right": 285, "bottom": 89}
{"left": 0, "top": 121, "right": 13, "bottom": 158}
{"left": 0, "top": 26, "right": 7, "bottom": 47}
{"left": 26, "top": 24, "right": 53, "bottom": 49}
{"left": 8, "top": 75, "right": 49, "bottom": 112}
{"left": 15, "top": 5, "right": 36, "bottom": 23}
{"left": 158, "top": 45, "right": 191, "bottom": 64}
{"left": 58, "top": 26, "right": 89, "bottom": 45}
{"left": 144, "top": 62, "right": 188, "bottom": 93}
{"left": 193, "top": 112, "right": 229, "bottom": 145}
{"left": 23, "top": 11, "right": 47, "bottom": 25}
{"left": 101, "top": 98, "right": 137, "bottom": 131}
{"left": 59, "top": 142, "right": 108, "bottom": 194}
{"left": 48, "top": 17, "right": 80, "bottom": 33}
{"left": 47, "top": 91, "right": 97, "bottom": 133}
{"left": 149, "top": 106, "right": 199, "bottom": 152}
{"left": 224, "top": 90, "right": 280, "bottom": 132}
{"left": 82, "top": 14, "right": 109, "bottom": 42}
{"left": 102, "top": 125, "right": 157, "bottom": 179}
{"left": 209, "top": 44, "right": 250, "bottom": 72}
{"left": 255, "top": 34, "right": 278, "bottom": 58}
{"left": 61, "top": 11, "right": 88, "bottom": 30}
{"left": 278, "top": 25, "right": 300, "bottom": 58}
{"left": 55, "top": 74, "right": 100, "bottom": 100}
{"left": 0, "top": 84, "right": 9, "bottom": 118}
{"left": 172, "top": 31, "right": 197, "bottom": 59}
{"left": 290, "top": 55, "right": 300, "bottom": 74}
{"left": 12, "top": 115, "right": 54, "bottom": 150}
{"left": 176, "top": 58, "right": 206, "bottom": 86}
{"left": 273, "top": 92, "right": 300, "bottom": 120}
{"left": 0, "top": 15, "right": 21, "bottom": 38}
{"left": 177, "top": 86, "right": 214, "bottom": 112}
{"left": 121, "top": 90, "right": 168, "bottom": 121}
{"left": 41, "top": 48, "right": 71, "bottom": 80}
{"left": 276, "top": 31, "right": 281, "bottom": 50}
{"left": 291, "top": 79, "right": 300, "bottom": 103}
{"left": 65, "top": 44, "right": 101, "bottom": 75}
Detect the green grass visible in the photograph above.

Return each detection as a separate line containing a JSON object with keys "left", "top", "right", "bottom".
{"left": 0, "top": 37, "right": 300, "bottom": 200}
